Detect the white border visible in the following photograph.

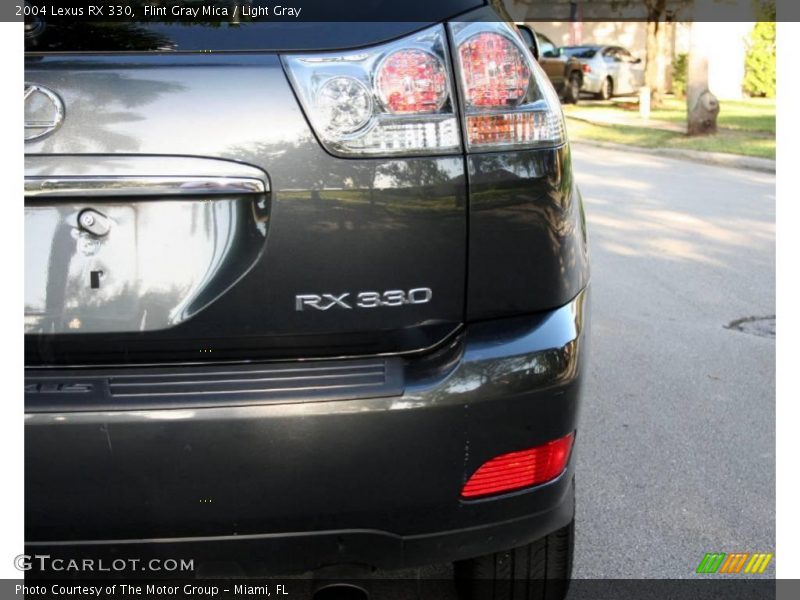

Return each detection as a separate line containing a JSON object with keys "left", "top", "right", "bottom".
{"left": 1, "top": 13, "right": 792, "bottom": 585}
{"left": 776, "top": 20, "right": 798, "bottom": 581}
{"left": 0, "top": 20, "right": 24, "bottom": 580}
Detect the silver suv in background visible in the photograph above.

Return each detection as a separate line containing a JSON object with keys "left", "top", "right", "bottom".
{"left": 562, "top": 45, "right": 646, "bottom": 99}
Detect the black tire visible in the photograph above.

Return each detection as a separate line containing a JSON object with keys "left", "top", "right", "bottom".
{"left": 563, "top": 73, "right": 581, "bottom": 104}
{"left": 597, "top": 77, "right": 613, "bottom": 101}
{"left": 454, "top": 520, "right": 574, "bottom": 600}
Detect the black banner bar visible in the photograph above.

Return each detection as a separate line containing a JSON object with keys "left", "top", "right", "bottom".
{"left": 7, "top": 0, "right": 789, "bottom": 23}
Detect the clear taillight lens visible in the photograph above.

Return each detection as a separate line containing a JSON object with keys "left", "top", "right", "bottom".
{"left": 449, "top": 21, "right": 567, "bottom": 151}
{"left": 316, "top": 77, "right": 374, "bottom": 136}
{"left": 282, "top": 25, "right": 460, "bottom": 157}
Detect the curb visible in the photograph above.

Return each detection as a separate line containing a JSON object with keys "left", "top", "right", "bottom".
{"left": 569, "top": 139, "right": 776, "bottom": 174}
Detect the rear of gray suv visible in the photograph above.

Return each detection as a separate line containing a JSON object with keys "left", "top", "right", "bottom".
{"left": 24, "top": 2, "right": 589, "bottom": 597}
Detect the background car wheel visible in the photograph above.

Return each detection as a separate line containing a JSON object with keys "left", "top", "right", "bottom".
{"left": 563, "top": 73, "right": 581, "bottom": 104}
{"left": 454, "top": 519, "right": 574, "bottom": 600}
{"left": 597, "top": 77, "right": 613, "bottom": 100}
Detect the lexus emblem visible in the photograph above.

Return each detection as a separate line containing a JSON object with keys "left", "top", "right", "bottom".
{"left": 24, "top": 83, "right": 64, "bottom": 142}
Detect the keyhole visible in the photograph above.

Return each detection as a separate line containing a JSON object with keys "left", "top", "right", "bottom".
{"left": 90, "top": 270, "right": 103, "bottom": 289}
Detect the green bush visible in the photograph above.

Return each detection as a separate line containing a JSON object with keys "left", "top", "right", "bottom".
{"left": 672, "top": 53, "right": 688, "bottom": 98}
{"left": 744, "top": 22, "right": 776, "bottom": 98}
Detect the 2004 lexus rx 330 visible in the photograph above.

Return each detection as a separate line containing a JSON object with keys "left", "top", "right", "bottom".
{"left": 24, "top": 1, "right": 589, "bottom": 597}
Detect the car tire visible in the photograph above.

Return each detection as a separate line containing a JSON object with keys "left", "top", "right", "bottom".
{"left": 454, "top": 519, "right": 574, "bottom": 600}
{"left": 597, "top": 77, "right": 613, "bottom": 101}
{"left": 563, "top": 73, "right": 581, "bottom": 104}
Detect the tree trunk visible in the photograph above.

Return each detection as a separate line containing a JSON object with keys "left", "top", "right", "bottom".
{"left": 656, "top": 22, "right": 673, "bottom": 96}
{"left": 645, "top": 22, "right": 659, "bottom": 104}
{"left": 644, "top": 0, "right": 669, "bottom": 107}
{"left": 687, "top": 21, "right": 720, "bottom": 136}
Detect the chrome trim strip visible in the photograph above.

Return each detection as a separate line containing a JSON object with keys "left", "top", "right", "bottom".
{"left": 24, "top": 176, "right": 268, "bottom": 198}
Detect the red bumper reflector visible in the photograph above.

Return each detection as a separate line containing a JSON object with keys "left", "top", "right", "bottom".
{"left": 461, "top": 432, "right": 574, "bottom": 499}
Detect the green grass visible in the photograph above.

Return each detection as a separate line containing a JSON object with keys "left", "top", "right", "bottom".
{"left": 564, "top": 96, "right": 775, "bottom": 134}
{"left": 566, "top": 118, "right": 776, "bottom": 159}
{"left": 650, "top": 97, "right": 774, "bottom": 134}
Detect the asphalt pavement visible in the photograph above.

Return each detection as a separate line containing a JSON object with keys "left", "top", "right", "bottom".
{"left": 570, "top": 143, "right": 776, "bottom": 578}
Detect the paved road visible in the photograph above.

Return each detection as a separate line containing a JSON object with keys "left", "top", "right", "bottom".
{"left": 570, "top": 143, "right": 775, "bottom": 578}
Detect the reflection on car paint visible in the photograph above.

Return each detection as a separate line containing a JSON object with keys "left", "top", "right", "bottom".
{"left": 25, "top": 198, "right": 266, "bottom": 334}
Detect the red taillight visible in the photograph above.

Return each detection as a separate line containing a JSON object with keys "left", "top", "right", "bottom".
{"left": 449, "top": 22, "right": 566, "bottom": 150}
{"left": 458, "top": 32, "right": 530, "bottom": 108}
{"left": 461, "top": 433, "right": 574, "bottom": 499}
{"left": 376, "top": 49, "right": 448, "bottom": 114}
{"left": 582, "top": 64, "right": 592, "bottom": 74}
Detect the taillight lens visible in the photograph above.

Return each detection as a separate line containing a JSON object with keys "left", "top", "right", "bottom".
{"left": 449, "top": 21, "right": 567, "bottom": 151}
{"left": 282, "top": 25, "right": 460, "bottom": 156}
{"left": 458, "top": 32, "right": 530, "bottom": 108}
{"left": 461, "top": 433, "right": 575, "bottom": 499}
{"left": 316, "top": 77, "right": 374, "bottom": 136}
{"left": 466, "top": 112, "right": 564, "bottom": 147}
{"left": 582, "top": 64, "right": 592, "bottom": 74}
{"left": 376, "top": 49, "right": 448, "bottom": 114}
{"left": 283, "top": 21, "right": 566, "bottom": 156}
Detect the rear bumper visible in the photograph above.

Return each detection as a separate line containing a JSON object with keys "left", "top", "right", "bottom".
{"left": 25, "top": 289, "right": 588, "bottom": 574}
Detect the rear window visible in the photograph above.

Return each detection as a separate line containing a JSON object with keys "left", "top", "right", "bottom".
{"left": 563, "top": 47, "right": 598, "bottom": 59}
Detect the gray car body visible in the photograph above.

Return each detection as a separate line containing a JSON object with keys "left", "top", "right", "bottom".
{"left": 24, "top": 2, "right": 590, "bottom": 575}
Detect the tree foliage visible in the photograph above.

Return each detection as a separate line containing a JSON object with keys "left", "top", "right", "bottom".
{"left": 743, "top": 21, "right": 776, "bottom": 98}
{"left": 611, "top": 0, "right": 691, "bottom": 106}
{"left": 672, "top": 52, "right": 688, "bottom": 97}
